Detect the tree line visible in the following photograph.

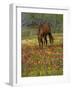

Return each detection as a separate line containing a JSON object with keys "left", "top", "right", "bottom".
{"left": 21, "top": 12, "right": 63, "bottom": 39}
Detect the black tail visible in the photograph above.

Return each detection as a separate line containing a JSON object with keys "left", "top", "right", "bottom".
{"left": 48, "top": 32, "right": 54, "bottom": 44}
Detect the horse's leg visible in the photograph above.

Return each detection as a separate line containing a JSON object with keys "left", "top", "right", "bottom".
{"left": 44, "top": 36, "right": 47, "bottom": 46}
{"left": 41, "top": 38, "right": 43, "bottom": 48}
{"left": 50, "top": 33, "right": 54, "bottom": 44}
{"left": 38, "top": 36, "right": 43, "bottom": 48}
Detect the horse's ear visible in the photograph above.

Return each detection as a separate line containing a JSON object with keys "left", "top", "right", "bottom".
{"left": 50, "top": 23, "right": 53, "bottom": 27}
{"left": 48, "top": 23, "right": 53, "bottom": 28}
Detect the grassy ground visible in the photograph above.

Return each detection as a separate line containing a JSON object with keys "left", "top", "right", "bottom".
{"left": 21, "top": 33, "right": 63, "bottom": 77}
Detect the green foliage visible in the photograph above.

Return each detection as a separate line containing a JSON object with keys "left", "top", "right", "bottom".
{"left": 21, "top": 13, "right": 63, "bottom": 37}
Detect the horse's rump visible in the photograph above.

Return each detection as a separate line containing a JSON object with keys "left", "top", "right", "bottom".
{"left": 38, "top": 22, "right": 54, "bottom": 48}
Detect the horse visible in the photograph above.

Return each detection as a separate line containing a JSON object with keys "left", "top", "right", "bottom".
{"left": 38, "top": 22, "right": 54, "bottom": 48}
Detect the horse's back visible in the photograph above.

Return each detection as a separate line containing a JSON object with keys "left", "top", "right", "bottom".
{"left": 40, "top": 23, "right": 51, "bottom": 34}
{"left": 43, "top": 23, "right": 50, "bottom": 33}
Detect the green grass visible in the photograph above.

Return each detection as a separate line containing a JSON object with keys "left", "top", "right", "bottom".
{"left": 21, "top": 33, "right": 63, "bottom": 77}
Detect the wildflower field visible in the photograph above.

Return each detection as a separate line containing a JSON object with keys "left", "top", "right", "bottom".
{"left": 21, "top": 33, "right": 63, "bottom": 77}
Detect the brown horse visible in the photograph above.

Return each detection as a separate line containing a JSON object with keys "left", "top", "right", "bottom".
{"left": 38, "top": 23, "right": 54, "bottom": 48}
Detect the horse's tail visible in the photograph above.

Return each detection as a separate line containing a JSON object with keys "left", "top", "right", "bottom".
{"left": 48, "top": 32, "right": 54, "bottom": 44}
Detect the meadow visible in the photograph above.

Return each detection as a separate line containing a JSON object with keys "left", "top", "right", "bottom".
{"left": 21, "top": 33, "right": 63, "bottom": 77}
